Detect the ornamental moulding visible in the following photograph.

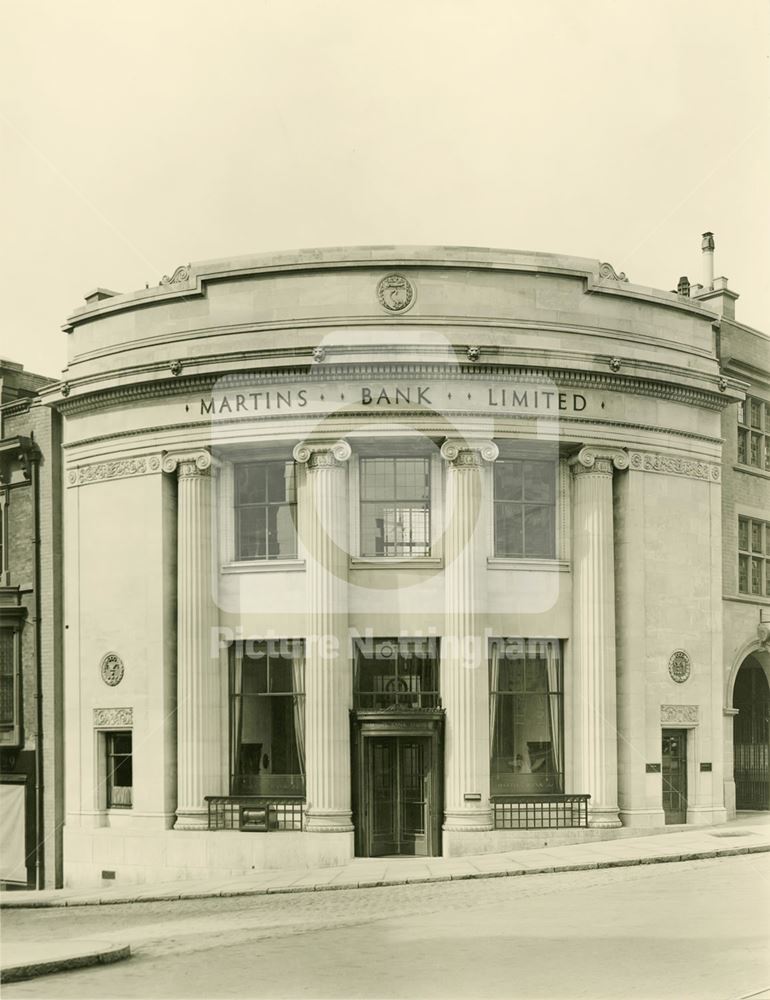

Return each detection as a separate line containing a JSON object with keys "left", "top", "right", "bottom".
{"left": 660, "top": 704, "right": 699, "bottom": 724}
{"left": 67, "top": 455, "right": 162, "bottom": 487}
{"left": 628, "top": 451, "right": 720, "bottom": 482}
{"left": 93, "top": 707, "right": 134, "bottom": 728}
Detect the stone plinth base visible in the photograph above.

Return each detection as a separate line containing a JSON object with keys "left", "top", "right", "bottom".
{"left": 173, "top": 808, "right": 208, "bottom": 831}
{"left": 618, "top": 808, "right": 666, "bottom": 828}
{"left": 588, "top": 806, "right": 622, "bottom": 829}
{"left": 686, "top": 806, "right": 728, "bottom": 826}
{"left": 304, "top": 809, "right": 354, "bottom": 833}
{"left": 62, "top": 827, "right": 354, "bottom": 889}
{"left": 443, "top": 807, "right": 493, "bottom": 832}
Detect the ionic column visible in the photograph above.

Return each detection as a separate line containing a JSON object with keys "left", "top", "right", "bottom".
{"left": 293, "top": 440, "right": 353, "bottom": 833}
{"left": 162, "top": 450, "right": 221, "bottom": 830}
{"left": 569, "top": 445, "right": 628, "bottom": 828}
{"left": 440, "top": 438, "right": 499, "bottom": 832}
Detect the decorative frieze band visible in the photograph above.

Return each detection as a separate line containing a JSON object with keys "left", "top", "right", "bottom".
{"left": 629, "top": 451, "right": 720, "bottom": 482}
{"left": 660, "top": 704, "right": 699, "bottom": 724}
{"left": 67, "top": 456, "right": 162, "bottom": 487}
{"left": 93, "top": 707, "right": 133, "bottom": 728}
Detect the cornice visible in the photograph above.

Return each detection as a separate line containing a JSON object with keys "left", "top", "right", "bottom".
{"left": 51, "top": 361, "right": 730, "bottom": 417}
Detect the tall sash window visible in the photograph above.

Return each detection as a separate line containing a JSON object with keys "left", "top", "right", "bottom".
{"left": 489, "top": 638, "right": 563, "bottom": 794}
{"left": 229, "top": 640, "right": 305, "bottom": 796}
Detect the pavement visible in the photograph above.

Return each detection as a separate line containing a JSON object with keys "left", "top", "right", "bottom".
{"left": 2, "top": 811, "right": 769, "bottom": 984}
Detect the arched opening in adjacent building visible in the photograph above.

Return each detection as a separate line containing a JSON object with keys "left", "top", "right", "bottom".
{"left": 733, "top": 653, "right": 770, "bottom": 810}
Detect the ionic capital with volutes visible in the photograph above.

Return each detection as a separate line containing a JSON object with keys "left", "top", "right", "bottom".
{"left": 292, "top": 439, "right": 352, "bottom": 471}
{"left": 440, "top": 438, "right": 499, "bottom": 468}
{"left": 162, "top": 449, "right": 216, "bottom": 479}
{"left": 569, "top": 445, "right": 629, "bottom": 478}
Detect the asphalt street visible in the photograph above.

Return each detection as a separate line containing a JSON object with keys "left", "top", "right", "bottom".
{"left": 3, "top": 854, "right": 769, "bottom": 999}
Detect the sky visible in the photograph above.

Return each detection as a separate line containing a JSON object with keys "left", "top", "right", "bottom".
{"left": 1, "top": 0, "right": 768, "bottom": 378}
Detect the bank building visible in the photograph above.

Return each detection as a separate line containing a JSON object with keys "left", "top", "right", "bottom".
{"left": 29, "top": 240, "right": 768, "bottom": 887}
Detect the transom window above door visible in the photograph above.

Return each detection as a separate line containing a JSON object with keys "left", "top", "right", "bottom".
{"left": 359, "top": 457, "right": 431, "bottom": 557}
{"left": 235, "top": 460, "right": 297, "bottom": 560}
{"left": 493, "top": 458, "right": 556, "bottom": 559}
{"left": 354, "top": 637, "right": 440, "bottom": 710}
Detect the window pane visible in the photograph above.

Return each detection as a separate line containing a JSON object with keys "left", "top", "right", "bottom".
{"left": 269, "top": 656, "right": 292, "bottom": 693}
{"left": 0, "top": 629, "right": 14, "bottom": 727}
{"left": 526, "top": 657, "right": 548, "bottom": 692}
{"left": 523, "top": 461, "right": 554, "bottom": 503}
{"left": 263, "top": 461, "right": 293, "bottom": 503}
{"left": 751, "top": 558, "right": 762, "bottom": 595}
{"left": 737, "top": 400, "right": 745, "bottom": 425}
{"left": 523, "top": 505, "right": 555, "bottom": 558}
{"left": 765, "top": 437, "right": 770, "bottom": 472}
{"left": 267, "top": 505, "right": 296, "bottom": 558}
{"left": 236, "top": 464, "right": 266, "bottom": 504}
{"left": 751, "top": 433, "right": 761, "bottom": 466}
{"left": 738, "top": 518, "right": 749, "bottom": 552}
{"left": 737, "top": 428, "right": 748, "bottom": 465}
{"left": 495, "top": 461, "right": 523, "bottom": 501}
{"left": 395, "top": 459, "right": 430, "bottom": 500}
{"left": 752, "top": 522, "right": 763, "bottom": 553}
{"left": 738, "top": 554, "right": 749, "bottom": 593}
{"left": 750, "top": 399, "right": 762, "bottom": 429}
{"left": 237, "top": 507, "right": 267, "bottom": 559}
{"left": 495, "top": 503, "right": 523, "bottom": 557}
{"left": 360, "top": 459, "right": 394, "bottom": 500}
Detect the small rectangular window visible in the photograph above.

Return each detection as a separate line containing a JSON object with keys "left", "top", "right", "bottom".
{"left": 234, "top": 461, "right": 297, "bottom": 560}
{"left": 0, "top": 627, "right": 20, "bottom": 746}
{"left": 106, "top": 732, "right": 132, "bottom": 808}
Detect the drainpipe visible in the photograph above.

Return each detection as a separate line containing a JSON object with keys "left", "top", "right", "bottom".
{"left": 29, "top": 444, "right": 44, "bottom": 890}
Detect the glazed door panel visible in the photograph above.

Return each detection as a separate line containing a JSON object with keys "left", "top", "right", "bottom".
{"left": 662, "top": 729, "right": 688, "bottom": 825}
{"left": 366, "top": 737, "right": 430, "bottom": 857}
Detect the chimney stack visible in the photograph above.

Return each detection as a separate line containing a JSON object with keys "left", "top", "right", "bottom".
{"left": 701, "top": 231, "right": 715, "bottom": 290}
{"left": 677, "top": 276, "right": 691, "bottom": 297}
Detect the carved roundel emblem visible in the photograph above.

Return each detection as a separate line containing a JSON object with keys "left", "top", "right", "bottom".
{"left": 377, "top": 273, "right": 414, "bottom": 313}
{"left": 100, "top": 652, "right": 125, "bottom": 687}
{"left": 668, "top": 649, "right": 691, "bottom": 684}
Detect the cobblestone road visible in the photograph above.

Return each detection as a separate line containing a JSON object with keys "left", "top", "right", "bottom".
{"left": 3, "top": 854, "right": 769, "bottom": 999}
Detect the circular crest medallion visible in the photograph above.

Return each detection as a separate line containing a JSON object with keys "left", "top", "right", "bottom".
{"left": 668, "top": 649, "right": 691, "bottom": 684}
{"left": 377, "top": 274, "right": 414, "bottom": 313}
{"left": 100, "top": 652, "right": 125, "bottom": 687}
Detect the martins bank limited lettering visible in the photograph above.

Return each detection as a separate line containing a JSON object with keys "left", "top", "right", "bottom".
{"left": 198, "top": 383, "right": 590, "bottom": 417}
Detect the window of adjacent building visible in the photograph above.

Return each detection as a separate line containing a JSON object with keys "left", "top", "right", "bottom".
{"left": 105, "top": 732, "right": 133, "bottom": 808}
{"left": 493, "top": 459, "right": 556, "bottom": 558}
{"left": 737, "top": 396, "right": 770, "bottom": 471}
{"left": 234, "top": 461, "right": 297, "bottom": 560}
{"left": 489, "top": 638, "right": 563, "bottom": 795}
{"left": 0, "top": 627, "right": 20, "bottom": 747}
{"left": 359, "top": 457, "right": 431, "bottom": 557}
{"left": 738, "top": 516, "right": 770, "bottom": 597}
{"left": 354, "top": 637, "right": 440, "bottom": 710}
{"left": 229, "top": 640, "right": 305, "bottom": 797}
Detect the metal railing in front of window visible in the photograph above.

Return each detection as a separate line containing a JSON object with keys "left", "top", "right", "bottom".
{"left": 492, "top": 794, "right": 590, "bottom": 830}
{"left": 205, "top": 796, "right": 304, "bottom": 832}
{"left": 354, "top": 690, "right": 441, "bottom": 711}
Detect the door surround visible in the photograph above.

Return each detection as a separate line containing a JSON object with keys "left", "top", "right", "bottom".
{"left": 351, "top": 709, "right": 444, "bottom": 858}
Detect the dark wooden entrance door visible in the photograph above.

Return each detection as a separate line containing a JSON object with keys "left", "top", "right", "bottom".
{"left": 662, "top": 729, "right": 688, "bottom": 824}
{"left": 367, "top": 737, "right": 430, "bottom": 857}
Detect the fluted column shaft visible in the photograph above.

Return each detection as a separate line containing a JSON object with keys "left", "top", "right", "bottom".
{"left": 163, "top": 450, "right": 221, "bottom": 830}
{"left": 440, "top": 439, "right": 498, "bottom": 831}
{"left": 569, "top": 445, "right": 628, "bottom": 828}
{"left": 293, "top": 440, "right": 353, "bottom": 832}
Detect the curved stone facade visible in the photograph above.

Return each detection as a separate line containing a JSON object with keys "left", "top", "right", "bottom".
{"left": 48, "top": 246, "right": 743, "bottom": 886}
